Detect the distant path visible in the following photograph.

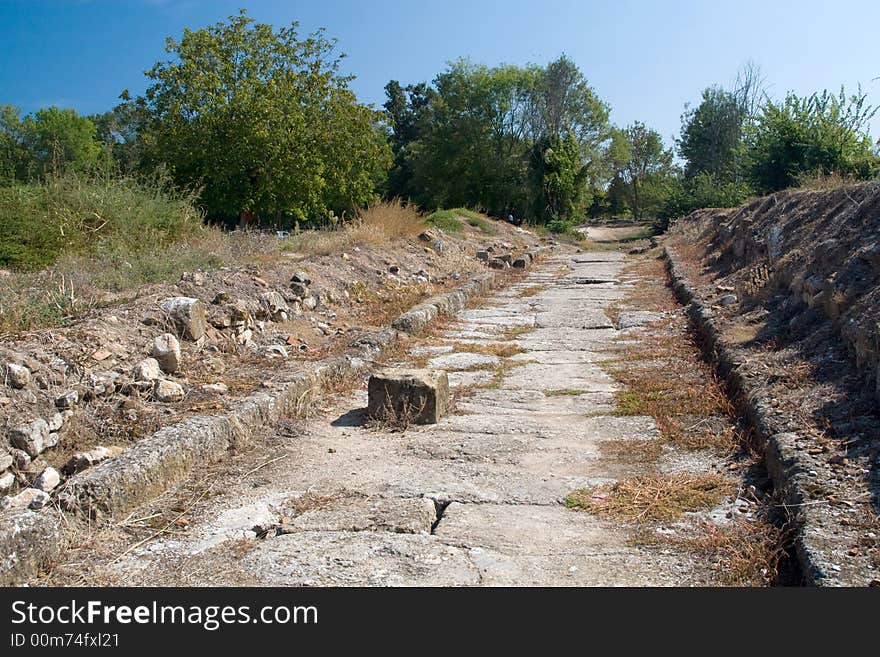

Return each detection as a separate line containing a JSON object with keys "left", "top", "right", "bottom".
{"left": 577, "top": 224, "right": 650, "bottom": 243}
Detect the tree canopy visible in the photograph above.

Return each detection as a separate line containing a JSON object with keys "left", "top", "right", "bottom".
{"left": 138, "top": 9, "right": 390, "bottom": 222}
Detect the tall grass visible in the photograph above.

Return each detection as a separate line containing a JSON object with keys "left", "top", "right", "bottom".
{"left": 283, "top": 199, "right": 425, "bottom": 255}
{"left": 0, "top": 173, "right": 279, "bottom": 333}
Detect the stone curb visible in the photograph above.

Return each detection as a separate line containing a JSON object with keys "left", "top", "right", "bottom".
{"left": 391, "top": 246, "right": 549, "bottom": 335}
{"left": 0, "top": 261, "right": 521, "bottom": 585}
{"left": 664, "top": 245, "right": 833, "bottom": 586}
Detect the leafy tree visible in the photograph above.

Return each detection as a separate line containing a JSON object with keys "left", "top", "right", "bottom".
{"left": 386, "top": 55, "right": 609, "bottom": 223}
{"left": 530, "top": 131, "right": 588, "bottom": 223}
{"left": 383, "top": 80, "right": 437, "bottom": 198}
{"left": 678, "top": 86, "right": 745, "bottom": 182}
{"left": 607, "top": 122, "right": 675, "bottom": 219}
{"left": 0, "top": 105, "right": 28, "bottom": 183}
{"left": 139, "top": 10, "right": 390, "bottom": 222}
{"left": 748, "top": 87, "right": 879, "bottom": 192}
{"left": 88, "top": 92, "right": 147, "bottom": 175}
{"left": 23, "top": 107, "right": 102, "bottom": 176}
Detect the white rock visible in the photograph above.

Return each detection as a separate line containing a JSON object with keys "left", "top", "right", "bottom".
{"left": 4, "top": 363, "right": 31, "bottom": 389}
{"left": 154, "top": 379, "right": 185, "bottom": 403}
{"left": 9, "top": 419, "right": 49, "bottom": 458}
{"left": 35, "top": 467, "right": 60, "bottom": 492}
{"left": 48, "top": 412, "right": 64, "bottom": 432}
{"left": 0, "top": 471, "right": 14, "bottom": 494}
{"left": 0, "top": 450, "right": 12, "bottom": 471}
{"left": 201, "top": 383, "right": 229, "bottom": 394}
{"left": 133, "top": 358, "right": 163, "bottom": 382}
{"left": 5, "top": 488, "right": 50, "bottom": 510}
{"left": 160, "top": 296, "right": 206, "bottom": 341}
{"left": 9, "top": 448, "right": 30, "bottom": 470}
{"left": 152, "top": 333, "right": 181, "bottom": 374}
{"left": 55, "top": 390, "right": 79, "bottom": 409}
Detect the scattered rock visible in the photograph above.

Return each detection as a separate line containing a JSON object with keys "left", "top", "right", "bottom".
{"left": 154, "top": 379, "right": 185, "bottom": 403}
{"left": 367, "top": 368, "right": 450, "bottom": 425}
{"left": 719, "top": 294, "right": 738, "bottom": 306}
{"left": 152, "top": 333, "right": 181, "bottom": 374}
{"left": 201, "top": 383, "right": 229, "bottom": 394}
{"left": 488, "top": 258, "right": 510, "bottom": 270}
{"left": 9, "top": 449, "right": 30, "bottom": 470}
{"left": 302, "top": 295, "right": 318, "bottom": 311}
{"left": 160, "top": 296, "right": 207, "bottom": 341}
{"left": 259, "top": 345, "right": 288, "bottom": 359}
{"left": 55, "top": 390, "right": 79, "bottom": 410}
{"left": 3, "top": 363, "right": 31, "bottom": 389}
{"left": 3, "top": 488, "right": 50, "bottom": 511}
{"left": 9, "top": 419, "right": 50, "bottom": 458}
{"left": 476, "top": 250, "right": 490, "bottom": 262}
{"left": 0, "top": 471, "right": 13, "bottom": 494}
{"left": 133, "top": 358, "right": 163, "bottom": 382}
{"left": 90, "top": 348, "right": 113, "bottom": 362}
{"left": 47, "top": 413, "right": 64, "bottom": 432}
{"left": 63, "top": 446, "right": 121, "bottom": 475}
{"left": 259, "top": 291, "right": 290, "bottom": 321}
{"left": 291, "top": 271, "right": 312, "bottom": 286}
{"left": 35, "top": 467, "right": 60, "bottom": 492}
{"left": 0, "top": 449, "right": 12, "bottom": 472}
{"left": 389, "top": 265, "right": 400, "bottom": 275}
{"left": 211, "top": 291, "right": 231, "bottom": 305}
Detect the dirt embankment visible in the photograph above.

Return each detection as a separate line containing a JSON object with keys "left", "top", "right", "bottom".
{"left": 667, "top": 182, "right": 880, "bottom": 585}
{"left": 0, "top": 215, "right": 545, "bottom": 508}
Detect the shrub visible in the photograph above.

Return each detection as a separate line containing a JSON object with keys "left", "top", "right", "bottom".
{"left": 0, "top": 172, "right": 204, "bottom": 271}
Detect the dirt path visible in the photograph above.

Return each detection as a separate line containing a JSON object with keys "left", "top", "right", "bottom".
{"left": 55, "top": 252, "right": 759, "bottom": 586}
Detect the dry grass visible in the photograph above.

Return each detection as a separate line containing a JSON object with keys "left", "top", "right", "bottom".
{"left": 598, "top": 438, "right": 664, "bottom": 464}
{"left": 565, "top": 473, "right": 737, "bottom": 522}
{"left": 516, "top": 285, "right": 546, "bottom": 298}
{"left": 565, "top": 474, "right": 737, "bottom": 522}
{"left": 633, "top": 520, "right": 787, "bottom": 586}
{"left": 287, "top": 489, "right": 364, "bottom": 516}
{"left": 284, "top": 199, "right": 424, "bottom": 256}
{"left": 500, "top": 324, "right": 536, "bottom": 340}
{"left": 441, "top": 341, "right": 525, "bottom": 358}
{"left": 544, "top": 388, "right": 588, "bottom": 396}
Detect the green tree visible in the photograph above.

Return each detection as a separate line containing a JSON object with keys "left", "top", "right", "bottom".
{"left": 0, "top": 105, "right": 28, "bottom": 183}
{"left": 387, "top": 55, "right": 609, "bottom": 222}
{"left": 607, "top": 122, "right": 675, "bottom": 220}
{"left": 678, "top": 86, "right": 745, "bottom": 182}
{"left": 530, "top": 131, "right": 588, "bottom": 223}
{"left": 748, "top": 87, "right": 879, "bottom": 192}
{"left": 139, "top": 10, "right": 390, "bottom": 222}
{"left": 21, "top": 107, "right": 102, "bottom": 177}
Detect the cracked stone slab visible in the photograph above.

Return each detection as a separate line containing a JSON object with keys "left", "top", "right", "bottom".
{"left": 285, "top": 495, "right": 437, "bottom": 534}
{"left": 501, "top": 362, "right": 617, "bottom": 392}
{"left": 456, "top": 388, "right": 616, "bottom": 415}
{"left": 245, "top": 531, "right": 480, "bottom": 586}
{"left": 535, "top": 309, "right": 614, "bottom": 329}
{"left": 427, "top": 352, "right": 501, "bottom": 371}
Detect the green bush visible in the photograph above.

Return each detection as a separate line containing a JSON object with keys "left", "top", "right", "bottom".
{"left": 0, "top": 172, "right": 204, "bottom": 271}
{"left": 546, "top": 218, "right": 575, "bottom": 235}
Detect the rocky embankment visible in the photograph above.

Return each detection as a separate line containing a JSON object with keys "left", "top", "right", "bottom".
{"left": 667, "top": 183, "right": 880, "bottom": 585}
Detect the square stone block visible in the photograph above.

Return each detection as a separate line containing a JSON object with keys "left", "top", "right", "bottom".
{"left": 367, "top": 368, "right": 449, "bottom": 425}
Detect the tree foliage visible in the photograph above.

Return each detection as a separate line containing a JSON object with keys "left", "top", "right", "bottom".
{"left": 139, "top": 10, "right": 390, "bottom": 221}
{"left": 747, "top": 87, "right": 879, "bottom": 192}
{"left": 607, "top": 122, "right": 674, "bottom": 219}
{"left": 384, "top": 55, "right": 609, "bottom": 223}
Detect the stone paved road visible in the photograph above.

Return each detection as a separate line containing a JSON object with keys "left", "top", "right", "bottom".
{"left": 101, "top": 253, "right": 714, "bottom": 586}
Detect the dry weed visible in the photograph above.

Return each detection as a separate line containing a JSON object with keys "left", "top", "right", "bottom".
{"left": 566, "top": 473, "right": 737, "bottom": 522}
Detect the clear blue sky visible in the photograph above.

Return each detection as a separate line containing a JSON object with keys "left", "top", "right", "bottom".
{"left": 2, "top": 0, "right": 879, "bottom": 145}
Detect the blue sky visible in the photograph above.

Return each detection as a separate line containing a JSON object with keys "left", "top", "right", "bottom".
{"left": 2, "top": 0, "right": 879, "bottom": 145}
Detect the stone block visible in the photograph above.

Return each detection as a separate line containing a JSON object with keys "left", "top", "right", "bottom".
{"left": 367, "top": 368, "right": 449, "bottom": 425}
